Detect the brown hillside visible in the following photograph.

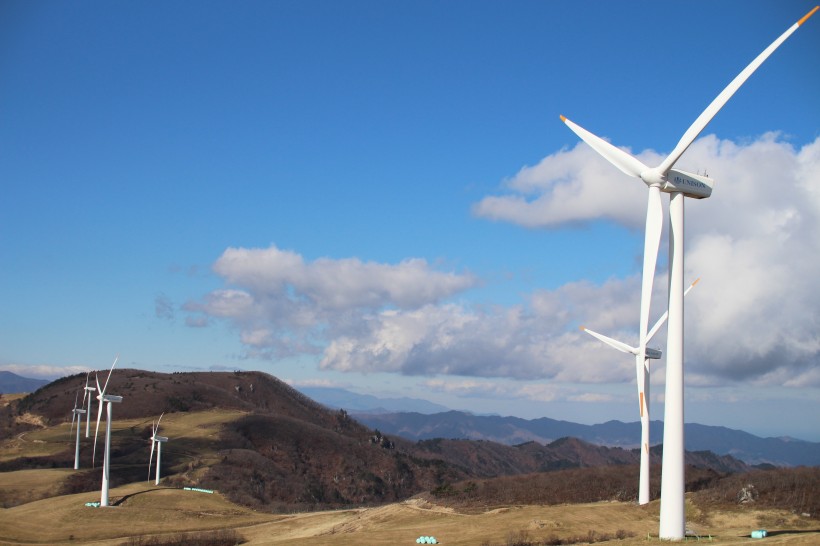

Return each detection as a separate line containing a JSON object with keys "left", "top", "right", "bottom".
{"left": 11, "top": 370, "right": 327, "bottom": 425}
{"left": 0, "top": 369, "right": 752, "bottom": 513}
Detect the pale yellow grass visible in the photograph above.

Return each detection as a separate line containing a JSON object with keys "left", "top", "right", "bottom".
{"left": 1, "top": 409, "right": 817, "bottom": 545}
{"left": 0, "top": 468, "right": 75, "bottom": 507}
{"left": 1, "top": 486, "right": 817, "bottom": 546}
{"left": 122, "top": 409, "right": 249, "bottom": 440}
{"left": 0, "top": 408, "right": 246, "bottom": 461}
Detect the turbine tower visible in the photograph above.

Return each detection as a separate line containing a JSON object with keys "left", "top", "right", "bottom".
{"left": 562, "top": 6, "right": 817, "bottom": 539}
{"left": 148, "top": 413, "right": 169, "bottom": 486}
{"left": 582, "top": 278, "right": 699, "bottom": 505}
{"left": 83, "top": 372, "right": 96, "bottom": 438}
{"left": 69, "top": 390, "right": 86, "bottom": 470}
{"left": 93, "top": 355, "right": 122, "bottom": 507}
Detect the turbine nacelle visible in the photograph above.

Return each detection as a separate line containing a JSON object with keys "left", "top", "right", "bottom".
{"left": 662, "top": 169, "right": 714, "bottom": 199}
{"left": 639, "top": 168, "right": 713, "bottom": 199}
{"left": 645, "top": 347, "right": 663, "bottom": 360}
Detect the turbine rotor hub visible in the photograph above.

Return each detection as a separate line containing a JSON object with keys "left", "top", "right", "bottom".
{"left": 640, "top": 169, "right": 666, "bottom": 187}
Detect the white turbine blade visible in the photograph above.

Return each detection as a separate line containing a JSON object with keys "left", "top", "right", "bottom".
{"left": 148, "top": 439, "right": 156, "bottom": 482}
{"left": 657, "top": 6, "right": 818, "bottom": 175}
{"left": 100, "top": 354, "right": 119, "bottom": 397}
{"left": 93, "top": 374, "right": 103, "bottom": 467}
{"left": 560, "top": 115, "right": 649, "bottom": 177}
{"left": 646, "top": 277, "right": 701, "bottom": 342}
{"left": 581, "top": 326, "right": 638, "bottom": 355}
{"left": 635, "top": 187, "right": 663, "bottom": 422}
{"left": 635, "top": 354, "right": 647, "bottom": 418}
{"left": 82, "top": 374, "right": 89, "bottom": 406}
{"left": 156, "top": 412, "right": 164, "bottom": 431}
{"left": 638, "top": 186, "right": 663, "bottom": 358}
{"left": 70, "top": 390, "right": 78, "bottom": 437}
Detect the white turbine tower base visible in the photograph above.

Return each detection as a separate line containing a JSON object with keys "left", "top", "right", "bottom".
{"left": 563, "top": 6, "right": 817, "bottom": 540}
{"left": 154, "top": 436, "right": 168, "bottom": 485}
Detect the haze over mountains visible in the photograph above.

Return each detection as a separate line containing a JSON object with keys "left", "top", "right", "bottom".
{"left": 0, "top": 371, "right": 49, "bottom": 394}
{"left": 302, "top": 386, "right": 820, "bottom": 467}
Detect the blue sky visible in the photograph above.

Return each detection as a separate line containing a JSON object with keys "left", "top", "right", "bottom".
{"left": 2, "top": 1, "right": 819, "bottom": 441}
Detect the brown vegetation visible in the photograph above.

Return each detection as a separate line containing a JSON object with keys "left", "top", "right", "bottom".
{"left": 121, "top": 529, "right": 244, "bottom": 546}
{"left": 0, "top": 368, "right": 814, "bottom": 520}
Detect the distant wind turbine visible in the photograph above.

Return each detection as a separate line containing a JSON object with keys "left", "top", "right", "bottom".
{"left": 562, "top": 6, "right": 817, "bottom": 539}
{"left": 83, "top": 372, "right": 96, "bottom": 438}
{"left": 148, "top": 413, "right": 168, "bottom": 486}
{"left": 69, "top": 390, "right": 86, "bottom": 470}
{"left": 581, "top": 278, "right": 699, "bottom": 505}
{"left": 93, "top": 355, "right": 122, "bottom": 507}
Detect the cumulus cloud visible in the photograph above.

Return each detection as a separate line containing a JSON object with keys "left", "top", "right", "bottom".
{"left": 473, "top": 141, "right": 663, "bottom": 229}
{"left": 421, "top": 378, "right": 614, "bottom": 404}
{"left": 188, "top": 135, "right": 820, "bottom": 390}
{"left": 0, "top": 364, "right": 89, "bottom": 379}
{"left": 185, "top": 245, "right": 477, "bottom": 358}
{"left": 475, "top": 133, "right": 820, "bottom": 387}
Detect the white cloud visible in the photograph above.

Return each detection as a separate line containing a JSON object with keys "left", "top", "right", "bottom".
{"left": 473, "top": 133, "right": 820, "bottom": 387}
{"left": 0, "top": 364, "right": 89, "bottom": 380}
{"left": 473, "top": 141, "right": 663, "bottom": 229}
{"left": 421, "top": 378, "right": 613, "bottom": 404}
{"left": 188, "top": 135, "right": 820, "bottom": 392}
{"left": 185, "top": 245, "right": 477, "bottom": 358}
{"left": 319, "top": 282, "right": 640, "bottom": 383}
{"left": 212, "top": 246, "right": 476, "bottom": 310}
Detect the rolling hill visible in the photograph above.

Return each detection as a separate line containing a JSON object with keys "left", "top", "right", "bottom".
{"left": 1, "top": 369, "right": 752, "bottom": 512}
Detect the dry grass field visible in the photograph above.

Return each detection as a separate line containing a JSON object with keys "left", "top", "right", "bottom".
{"left": 1, "top": 404, "right": 817, "bottom": 546}
{"left": 0, "top": 484, "right": 818, "bottom": 545}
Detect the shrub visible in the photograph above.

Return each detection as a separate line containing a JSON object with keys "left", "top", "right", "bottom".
{"left": 121, "top": 529, "right": 244, "bottom": 545}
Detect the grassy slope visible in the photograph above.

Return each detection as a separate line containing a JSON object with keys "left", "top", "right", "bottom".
{"left": 0, "top": 408, "right": 817, "bottom": 546}
{"left": 1, "top": 490, "right": 817, "bottom": 545}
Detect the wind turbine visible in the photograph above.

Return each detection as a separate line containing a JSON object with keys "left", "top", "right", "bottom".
{"left": 148, "top": 413, "right": 168, "bottom": 486}
{"left": 83, "top": 372, "right": 96, "bottom": 438}
{"left": 69, "top": 390, "right": 86, "bottom": 470}
{"left": 581, "top": 278, "right": 699, "bottom": 505}
{"left": 93, "top": 355, "right": 122, "bottom": 507}
{"left": 562, "top": 6, "right": 817, "bottom": 539}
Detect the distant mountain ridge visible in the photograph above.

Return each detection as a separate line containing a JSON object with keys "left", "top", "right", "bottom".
{"left": 6, "top": 373, "right": 816, "bottom": 468}
{"left": 355, "top": 410, "right": 820, "bottom": 467}
{"left": 0, "top": 371, "right": 49, "bottom": 394}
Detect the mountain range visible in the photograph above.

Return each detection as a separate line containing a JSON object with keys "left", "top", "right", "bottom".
{"left": 354, "top": 410, "right": 820, "bottom": 467}
{"left": 298, "top": 386, "right": 820, "bottom": 467}
{"left": 0, "top": 371, "right": 50, "bottom": 394}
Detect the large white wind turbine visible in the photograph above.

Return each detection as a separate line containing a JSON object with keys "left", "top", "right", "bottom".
{"left": 147, "top": 413, "right": 168, "bottom": 486}
{"left": 582, "top": 278, "right": 699, "bottom": 506}
{"left": 69, "top": 390, "right": 86, "bottom": 470}
{"left": 83, "top": 372, "right": 96, "bottom": 438}
{"left": 93, "top": 355, "right": 122, "bottom": 507}
{"left": 563, "top": 6, "right": 817, "bottom": 539}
